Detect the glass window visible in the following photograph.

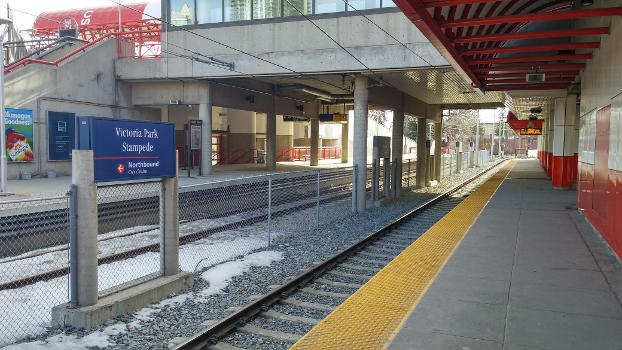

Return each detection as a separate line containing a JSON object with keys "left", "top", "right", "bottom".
{"left": 170, "top": 0, "right": 196, "bottom": 26}
{"left": 197, "top": 0, "right": 223, "bottom": 23}
{"left": 347, "top": 0, "right": 380, "bottom": 11}
{"left": 382, "top": 0, "right": 396, "bottom": 7}
{"left": 315, "top": 0, "right": 345, "bottom": 14}
{"left": 283, "top": 0, "right": 311, "bottom": 17}
{"left": 254, "top": 0, "right": 282, "bottom": 19}
{"left": 225, "top": 0, "right": 252, "bottom": 21}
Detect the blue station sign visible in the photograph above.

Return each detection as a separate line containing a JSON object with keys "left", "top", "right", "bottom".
{"left": 76, "top": 117, "right": 176, "bottom": 182}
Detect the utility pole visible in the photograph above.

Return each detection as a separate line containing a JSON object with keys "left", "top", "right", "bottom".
{"left": 0, "top": 18, "right": 13, "bottom": 195}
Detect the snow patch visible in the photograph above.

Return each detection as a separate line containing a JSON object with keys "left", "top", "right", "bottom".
{"left": 198, "top": 251, "right": 283, "bottom": 299}
{"left": 0, "top": 323, "right": 127, "bottom": 350}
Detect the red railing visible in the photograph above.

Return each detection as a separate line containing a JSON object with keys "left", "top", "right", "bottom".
{"left": 176, "top": 146, "right": 200, "bottom": 167}
{"left": 278, "top": 147, "right": 341, "bottom": 161}
{"left": 4, "top": 29, "right": 161, "bottom": 73}
{"left": 219, "top": 148, "right": 258, "bottom": 164}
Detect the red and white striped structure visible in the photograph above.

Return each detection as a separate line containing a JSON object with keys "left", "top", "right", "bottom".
{"left": 31, "top": 2, "right": 161, "bottom": 58}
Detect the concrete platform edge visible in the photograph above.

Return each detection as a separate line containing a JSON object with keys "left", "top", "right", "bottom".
{"left": 51, "top": 271, "right": 194, "bottom": 329}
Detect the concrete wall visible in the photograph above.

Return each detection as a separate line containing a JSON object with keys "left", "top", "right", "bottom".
{"left": 117, "top": 11, "right": 446, "bottom": 79}
{"left": 130, "top": 80, "right": 316, "bottom": 117}
{"left": 3, "top": 38, "right": 158, "bottom": 179}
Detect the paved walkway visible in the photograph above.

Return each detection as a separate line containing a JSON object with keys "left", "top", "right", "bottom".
{"left": 388, "top": 159, "right": 622, "bottom": 349}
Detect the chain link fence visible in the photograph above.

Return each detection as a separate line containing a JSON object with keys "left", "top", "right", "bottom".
{"left": 95, "top": 181, "right": 162, "bottom": 295}
{"left": 177, "top": 168, "right": 354, "bottom": 273}
{"left": 0, "top": 195, "right": 70, "bottom": 346}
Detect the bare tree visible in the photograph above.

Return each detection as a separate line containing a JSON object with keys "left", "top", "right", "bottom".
{"left": 442, "top": 109, "right": 479, "bottom": 143}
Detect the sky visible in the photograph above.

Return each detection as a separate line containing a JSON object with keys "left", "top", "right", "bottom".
{"left": 3, "top": 0, "right": 144, "bottom": 33}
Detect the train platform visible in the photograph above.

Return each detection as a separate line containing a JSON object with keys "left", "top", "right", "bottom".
{"left": 291, "top": 159, "right": 622, "bottom": 350}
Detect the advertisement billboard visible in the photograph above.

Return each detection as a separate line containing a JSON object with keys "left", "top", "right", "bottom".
{"left": 4, "top": 108, "right": 34, "bottom": 162}
{"left": 48, "top": 111, "right": 76, "bottom": 161}
{"left": 77, "top": 117, "right": 176, "bottom": 182}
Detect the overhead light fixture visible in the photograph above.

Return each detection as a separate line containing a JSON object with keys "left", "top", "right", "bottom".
{"left": 581, "top": 0, "right": 594, "bottom": 5}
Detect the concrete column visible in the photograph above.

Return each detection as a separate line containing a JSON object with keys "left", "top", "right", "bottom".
{"left": 72, "top": 150, "right": 98, "bottom": 307}
{"left": 546, "top": 114, "right": 554, "bottom": 177}
{"left": 475, "top": 112, "right": 480, "bottom": 166}
{"left": 160, "top": 105, "right": 168, "bottom": 122}
{"left": 266, "top": 94, "right": 277, "bottom": 170}
{"left": 199, "top": 82, "right": 212, "bottom": 175}
{"left": 310, "top": 117, "right": 319, "bottom": 166}
{"left": 425, "top": 140, "right": 432, "bottom": 186}
{"left": 341, "top": 122, "right": 348, "bottom": 163}
{"left": 434, "top": 121, "right": 442, "bottom": 181}
{"left": 416, "top": 117, "right": 427, "bottom": 188}
{"left": 456, "top": 141, "right": 463, "bottom": 173}
{"left": 353, "top": 75, "right": 368, "bottom": 212}
{"left": 160, "top": 156, "right": 179, "bottom": 276}
{"left": 391, "top": 109, "right": 404, "bottom": 197}
{"left": 552, "top": 95, "right": 576, "bottom": 188}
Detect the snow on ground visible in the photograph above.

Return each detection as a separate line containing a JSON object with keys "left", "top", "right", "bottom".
{"left": 0, "top": 187, "right": 343, "bottom": 346}
{"left": 1, "top": 323, "right": 128, "bottom": 350}
{"left": 0, "top": 214, "right": 283, "bottom": 346}
{"left": 0, "top": 251, "right": 283, "bottom": 349}
{"left": 197, "top": 251, "right": 284, "bottom": 300}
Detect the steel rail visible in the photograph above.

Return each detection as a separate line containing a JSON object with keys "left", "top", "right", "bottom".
{"left": 174, "top": 159, "right": 508, "bottom": 350}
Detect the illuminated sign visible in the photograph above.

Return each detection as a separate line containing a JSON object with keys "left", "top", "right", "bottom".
{"left": 520, "top": 128, "right": 542, "bottom": 135}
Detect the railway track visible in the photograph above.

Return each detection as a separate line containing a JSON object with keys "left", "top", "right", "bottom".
{"left": 0, "top": 170, "right": 351, "bottom": 290}
{"left": 174, "top": 160, "right": 506, "bottom": 350}
{"left": 0, "top": 168, "right": 353, "bottom": 257}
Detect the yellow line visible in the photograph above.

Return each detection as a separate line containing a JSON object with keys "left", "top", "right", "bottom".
{"left": 289, "top": 161, "right": 516, "bottom": 350}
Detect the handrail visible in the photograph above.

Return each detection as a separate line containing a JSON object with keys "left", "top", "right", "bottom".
{"left": 4, "top": 36, "right": 87, "bottom": 69}
{"left": 4, "top": 30, "right": 160, "bottom": 73}
{"left": 4, "top": 32, "right": 116, "bottom": 73}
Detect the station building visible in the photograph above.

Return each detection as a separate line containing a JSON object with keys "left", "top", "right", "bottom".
{"left": 3, "top": 0, "right": 621, "bottom": 256}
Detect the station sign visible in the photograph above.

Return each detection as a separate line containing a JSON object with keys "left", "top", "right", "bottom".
{"left": 319, "top": 113, "right": 348, "bottom": 123}
{"left": 189, "top": 120, "right": 202, "bottom": 150}
{"left": 76, "top": 117, "right": 176, "bottom": 182}
{"left": 519, "top": 128, "right": 542, "bottom": 135}
{"left": 48, "top": 111, "right": 75, "bottom": 161}
{"left": 373, "top": 136, "right": 391, "bottom": 159}
{"left": 283, "top": 116, "right": 309, "bottom": 122}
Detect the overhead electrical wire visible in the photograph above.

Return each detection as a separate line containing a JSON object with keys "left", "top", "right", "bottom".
{"left": 108, "top": 0, "right": 351, "bottom": 94}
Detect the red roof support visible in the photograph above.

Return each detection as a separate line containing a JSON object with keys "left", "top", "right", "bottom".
{"left": 472, "top": 63, "right": 586, "bottom": 72}
{"left": 441, "top": 7, "right": 622, "bottom": 28}
{"left": 461, "top": 42, "right": 600, "bottom": 56}
{"left": 452, "top": 27, "right": 609, "bottom": 43}
{"left": 477, "top": 71, "right": 579, "bottom": 78}
{"left": 393, "top": 0, "right": 484, "bottom": 87}
{"left": 423, "top": 0, "right": 505, "bottom": 7}
{"left": 483, "top": 77, "right": 575, "bottom": 84}
{"left": 485, "top": 85, "right": 570, "bottom": 91}
{"left": 467, "top": 53, "right": 591, "bottom": 65}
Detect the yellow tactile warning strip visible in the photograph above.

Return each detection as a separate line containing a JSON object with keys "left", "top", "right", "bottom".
{"left": 289, "top": 160, "right": 516, "bottom": 350}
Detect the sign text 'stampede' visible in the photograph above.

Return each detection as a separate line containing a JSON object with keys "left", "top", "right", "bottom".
{"left": 77, "top": 117, "right": 176, "bottom": 182}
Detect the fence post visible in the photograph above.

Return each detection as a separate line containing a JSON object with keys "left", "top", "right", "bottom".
{"left": 68, "top": 184, "right": 78, "bottom": 306}
{"left": 316, "top": 170, "right": 320, "bottom": 226}
{"left": 267, "top": 175, "right": 272, "bottom": 246}
{"left": 352, "top": 165, "right": 357, "bottom": 213}
{"left": 407, "top": 159, "right": 411, "bottom": 188}
{"left": 71, "top": 150, "right": 98, "bottom": 307}
{"left": 160, "top": 152, "right": 180, "bottom": 276}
